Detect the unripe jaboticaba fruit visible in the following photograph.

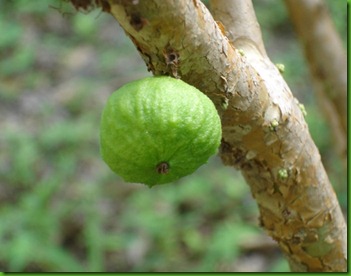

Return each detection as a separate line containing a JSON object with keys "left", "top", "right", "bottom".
{"left": 100, "top": 76, "right": 221, "bottom": 187}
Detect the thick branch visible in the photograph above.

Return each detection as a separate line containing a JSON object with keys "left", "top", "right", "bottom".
{"left": 285, "top": 0, "right": 347, "bottom": 166}
{"left": 98, "top": 0, "right": 346, "bottom": 271}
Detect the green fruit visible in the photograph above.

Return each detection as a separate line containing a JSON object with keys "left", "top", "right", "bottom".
{"left": 100, "top": 76, "right": 221, "bottom": 187}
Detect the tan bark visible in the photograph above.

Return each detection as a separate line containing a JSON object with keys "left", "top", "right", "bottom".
{"left": 209, "top": 0, "right": 268, "bottom": 58}
{"left": 285, "top": 0, "right": 347, "bottom": 167}
{"left": 208, "top": 0, "right": 346, "bottom": 271}
{"left": 70, "top": 0, "right": 347, "bottom": 272}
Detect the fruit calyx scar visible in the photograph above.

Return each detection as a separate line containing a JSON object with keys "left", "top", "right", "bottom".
{"left": 156, "top": 162, "right": 169, "bottom": 174}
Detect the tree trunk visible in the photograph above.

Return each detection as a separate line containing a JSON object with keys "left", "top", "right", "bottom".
{"left": 71, "top": 0, "right": 347, "bottom": 272}
{"left": 285, "top": 0, "right": 347, "bottom": 168}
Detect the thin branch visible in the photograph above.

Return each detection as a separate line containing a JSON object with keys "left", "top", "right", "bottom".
{"left": 285, "top": 0, "right": 347, "bottom": 166}
{"left": 210, "top": 0, "right": 267, "bottom": 57}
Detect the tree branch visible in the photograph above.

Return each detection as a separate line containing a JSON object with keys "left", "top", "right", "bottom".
{"left": 284, "top": 0, "right": 347, "bottom": 168}
{"left": 209, "top": 0, "right": 267, "bottom": 58}
{"left": 89, "top": 0, "right": 346, "bottom": 271}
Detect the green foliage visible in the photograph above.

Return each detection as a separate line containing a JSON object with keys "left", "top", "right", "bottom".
{"left": 269, "top": 257, "right": 290, "bottom": 272}
{"left": 0, "top": 0, "right": 345, "bottom": 272}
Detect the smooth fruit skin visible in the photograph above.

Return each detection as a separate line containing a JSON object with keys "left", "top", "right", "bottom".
{"left": 100, "top": 76, "right": 221, "bottom": 187}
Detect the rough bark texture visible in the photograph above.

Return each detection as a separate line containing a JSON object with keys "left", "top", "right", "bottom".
{"left": 210, "top": 0, "right": 268, "bottom": 58}
{"left": 285, "top": 0, "right": 347, "bottom": 168}
{"left": 69, "top": 0, "right": 347, "bottom": 272}
{"left": 208, "top": 0, "right": 347, "bottom": 271}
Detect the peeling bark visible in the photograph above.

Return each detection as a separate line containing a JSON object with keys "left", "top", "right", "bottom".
{"left": 70, "top": 0, "right": 346, "bottom": 272}
{"left": 285, "top": 0, "right": 347, "bottom": 169}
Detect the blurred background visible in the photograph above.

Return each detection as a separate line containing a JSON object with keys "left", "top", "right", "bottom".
{"left": 0, "top": 0, "right": 347, "bottom": 272}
